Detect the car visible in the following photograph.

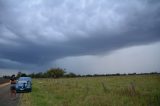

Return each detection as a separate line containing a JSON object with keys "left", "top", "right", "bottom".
{"left": 16, "top": 77, "right": 32, "bottom": 92}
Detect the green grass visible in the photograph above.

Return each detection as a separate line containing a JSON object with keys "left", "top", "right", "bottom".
{"left": 19, "top": 75, "right": 160, "bottom": 106}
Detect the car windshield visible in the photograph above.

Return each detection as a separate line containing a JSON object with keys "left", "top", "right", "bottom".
{"left": 18, "top": 80, "right": 27, "bottom": 83}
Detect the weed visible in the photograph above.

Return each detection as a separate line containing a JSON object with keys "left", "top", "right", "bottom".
{"left": 101, "top": 82, "right": 109, "bottom": 93}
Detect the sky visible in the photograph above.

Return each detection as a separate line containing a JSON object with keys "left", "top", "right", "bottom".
{"left": 0, "top": 0, "right": 160, "bottom": 75}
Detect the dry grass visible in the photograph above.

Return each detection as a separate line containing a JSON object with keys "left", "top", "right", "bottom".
{"left": 19, "top": 75, "right": 160, "bottom": 106}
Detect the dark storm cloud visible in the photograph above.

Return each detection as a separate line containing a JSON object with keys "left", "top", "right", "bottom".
{"left": 0, "top": 0, "right": 160, "bottom": 69}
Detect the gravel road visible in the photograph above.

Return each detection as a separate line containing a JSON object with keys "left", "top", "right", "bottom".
{"left": 0, "top": 84, "right": 20, "bottom": 106}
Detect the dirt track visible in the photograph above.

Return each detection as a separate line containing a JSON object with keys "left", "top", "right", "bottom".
{"left": 0, "top": 84, "right": 20, "bottom": 106}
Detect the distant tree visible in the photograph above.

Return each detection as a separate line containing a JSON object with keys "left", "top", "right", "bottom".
{"left": 16, "top": 72, "right": 22, "bottom": 78}
{"left": 28, "top": 73, "right": 35, "bottom": 78}
{"left": 47, "top": 68, "right": 66, "bottom": 78}
{"left": 128, "top": 73, "right": 136, "bottom": 75}
{"left": 3, "top": 75, "right": 10, "bottom": 79}
{"left": 86, "top": 74, "right": 93, "bottom": 77}
{"left": 35, "top": 72, "right": 44, "bottom": 78}
{"left": 16, "top": 72, "right": 27, "bottom": 78}
{"left": 21, "top": 73, "right": 27, "bottom": 77}
{"left": 150, "top": 72, "right": 158, "bottom": 74}
{"left": 65, "top": 72, "right": 77, "bottom": 78}
{"left": 115, "top": 73, "right": 120, "bottom": 76}
{"left": 76, "top": 74, "right": 81, "bottom": 77}
{"left": 43, "top": 72, "right": 49, "bottom": 78}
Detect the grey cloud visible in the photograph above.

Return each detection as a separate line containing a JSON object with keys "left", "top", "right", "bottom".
{"left": 0, "top": 0, "right": 160, "bottom": 70}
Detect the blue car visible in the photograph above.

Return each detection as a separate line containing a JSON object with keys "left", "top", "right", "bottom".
{"left": 16, "top": 77, "right": 32, "bottom": 92}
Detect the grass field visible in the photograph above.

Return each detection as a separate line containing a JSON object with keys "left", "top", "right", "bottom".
{"left": 18, "top": 75, "right": 160, "bottom": 106}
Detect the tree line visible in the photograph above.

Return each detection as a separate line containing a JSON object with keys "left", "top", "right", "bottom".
{"left": 17, "top": 68, "right": 78, "bottom": 78}
{"left": 2, "top": 68, "right": 160, "bottom": 79}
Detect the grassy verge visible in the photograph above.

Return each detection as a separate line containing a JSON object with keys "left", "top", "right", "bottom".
{"left": 19, "top": 75, "right": 160, "bottom": 106}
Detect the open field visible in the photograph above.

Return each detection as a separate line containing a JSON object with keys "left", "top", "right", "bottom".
{"left": 19, "top": 75, "right": 160, "bottom": 106}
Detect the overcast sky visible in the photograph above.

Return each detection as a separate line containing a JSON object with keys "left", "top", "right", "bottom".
{"left": 0, "top": 0, "right": 160, "bottom": 75}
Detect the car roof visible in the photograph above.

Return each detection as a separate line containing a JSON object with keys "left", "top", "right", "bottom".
{"left": 19, "top": 77, "right": 31, "bottom": 81}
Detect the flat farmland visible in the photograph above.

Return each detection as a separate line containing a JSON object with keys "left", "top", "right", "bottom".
{"left": 19, "top": 75, "right": 160, "bottom": 106}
